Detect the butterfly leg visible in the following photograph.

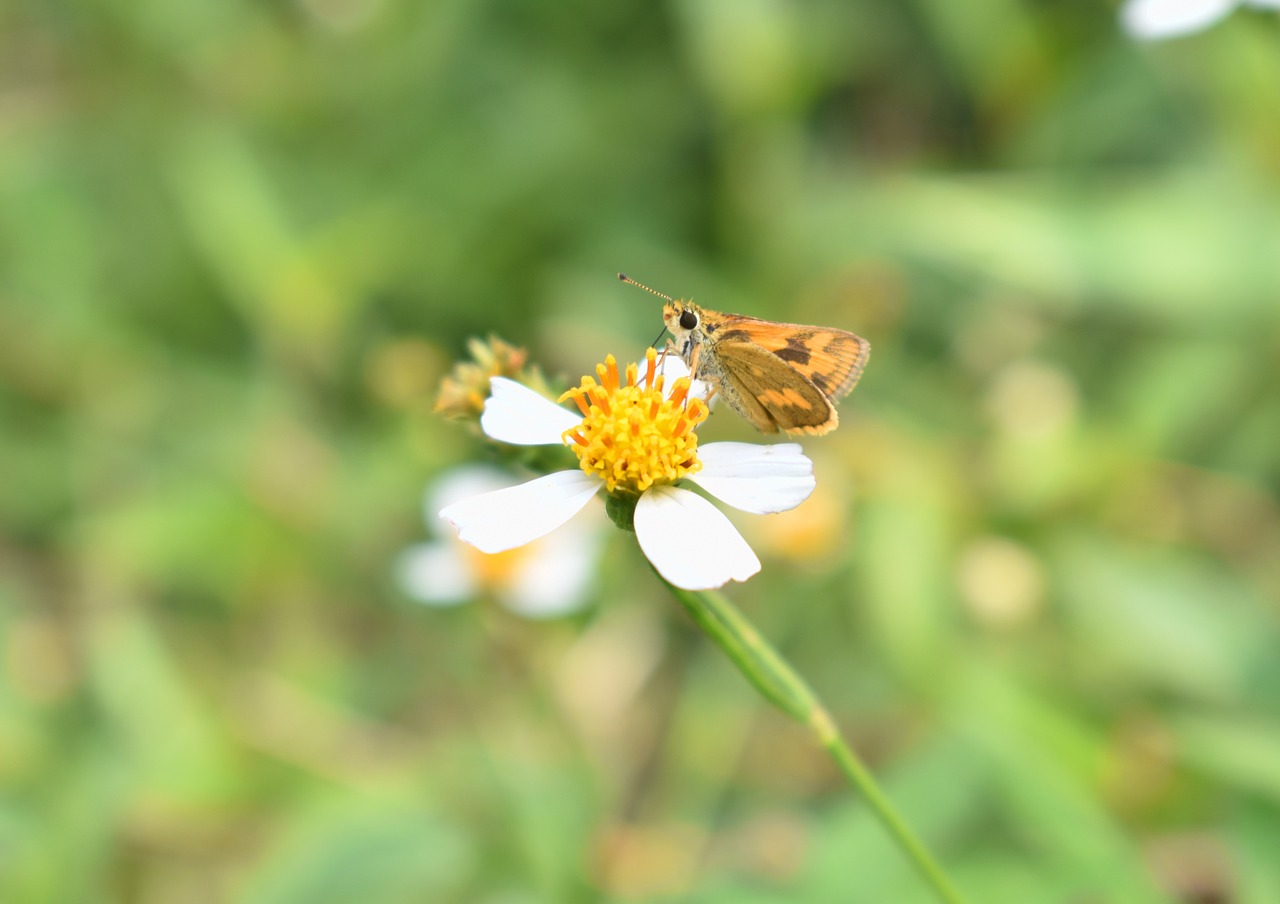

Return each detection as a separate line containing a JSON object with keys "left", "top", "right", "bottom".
{"left": 687, "top": 343, "right": 701, "bottom": 382}
{"left": 655, "top": 341, "right": 680, "bottom": 388}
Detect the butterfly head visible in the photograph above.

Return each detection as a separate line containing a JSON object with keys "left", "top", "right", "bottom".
{"left": 662, "top": 300, "right": 703, "bottom": 339}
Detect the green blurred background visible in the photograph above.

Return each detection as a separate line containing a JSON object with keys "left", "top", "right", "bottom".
{"left": 3, "top": 1, "right": 1280, "bottom": 901}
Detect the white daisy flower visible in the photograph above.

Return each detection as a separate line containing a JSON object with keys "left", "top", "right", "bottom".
{"left": 439, "top": 349, "right": 817, "bottom": 591}
{"left": 399, "top": 465, "right": 601, "bottom": 618}
{"left": 1121, "top": 0, "right": 1280, "bottom": 40}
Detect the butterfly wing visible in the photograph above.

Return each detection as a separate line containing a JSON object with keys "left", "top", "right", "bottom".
{"left": 713, "top": 339, "right": 840, "bottom": 435}
{"left": 712, "top": 317, "right": 870, "bottom": 401}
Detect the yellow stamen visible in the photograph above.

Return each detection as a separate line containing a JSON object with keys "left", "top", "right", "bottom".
{"left": 560, "top": 349, "right": 708, "bottom": 497}
{"left": 568, "top": 392, "right": 591, "bottom": 417}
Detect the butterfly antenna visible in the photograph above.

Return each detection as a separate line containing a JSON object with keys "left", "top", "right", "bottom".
{"left": 618, "top": 272, "right": 675, "bottom": 303}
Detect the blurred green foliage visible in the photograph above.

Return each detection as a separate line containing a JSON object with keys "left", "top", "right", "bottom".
{"left": 2, "top": 0, "right": 1280, "bottom": 901}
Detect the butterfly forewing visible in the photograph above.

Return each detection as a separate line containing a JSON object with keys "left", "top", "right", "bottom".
{"left": 714, "top": 316, "right": 869, "bottom": 401}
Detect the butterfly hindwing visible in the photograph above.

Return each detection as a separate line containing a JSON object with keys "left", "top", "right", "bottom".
{"left": 714, "top": 340, "right": 838, "bottom": 435}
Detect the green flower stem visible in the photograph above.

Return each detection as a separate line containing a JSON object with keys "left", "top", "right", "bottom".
{"left": 661, "top": 577, "right": 967, "bottom": 904}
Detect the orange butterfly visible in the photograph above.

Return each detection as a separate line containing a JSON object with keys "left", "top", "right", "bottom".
{"left": 620, "top": 274, "right": 869, "bottom": 435}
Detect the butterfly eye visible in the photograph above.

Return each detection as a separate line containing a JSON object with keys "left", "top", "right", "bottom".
{"left": 679, "top": 310, "right": 698, "bottom": 330}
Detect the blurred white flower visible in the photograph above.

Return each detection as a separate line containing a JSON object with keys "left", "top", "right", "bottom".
{"left": 439, "top": 350, "right": 816, "bottom": 591}
{"left": 398, "top": 465, "right": 601, "bottom": 618}
{"left": 1121, "top": 0, "right": 1280, "bottom": 40}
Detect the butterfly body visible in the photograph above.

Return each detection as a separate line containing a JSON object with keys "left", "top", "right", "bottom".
{"left": 660, "top": 298, "right": 869, "bottom": 436}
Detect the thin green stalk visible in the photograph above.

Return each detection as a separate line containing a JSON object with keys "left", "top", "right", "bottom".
{"left": 661, "top": 577, "right": 967, "bottom": 904}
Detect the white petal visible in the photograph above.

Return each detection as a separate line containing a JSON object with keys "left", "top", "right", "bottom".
{"left": 502, "top": 501, "right": 602, "bottom": 618}
{"left": 439, "top": 470, "right": 599, "bottom": 553}
{"left": 652, "top": 353, "right": 690, "bottom": 382}
{"left": 396, "top": 543, "right": 475, "bottom": 606}
{"left": 1120, "top": 0, "right": 1234, "bottom": 39}
{"left": 634, "top": 486, "right": 760, "bottom": 590}
{"left": 687, "top": 442, "right": 815, "bottom": 514}
{"left": 481, "top": 377, "right": 581, "bottom": 445}
{"left": 423, "top": 465, "right": 520, "bottom": 533}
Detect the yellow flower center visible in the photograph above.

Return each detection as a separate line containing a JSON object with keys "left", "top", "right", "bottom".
{"left": 461, "top": 543, "right": 531, "bottom": 589}
{"left": 559, "top": 349, "right": 708, "bottom": 497}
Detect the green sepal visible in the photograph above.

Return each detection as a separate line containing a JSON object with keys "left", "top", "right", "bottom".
{"left": 605, "top": 493, "right": 637, "bottom": 531}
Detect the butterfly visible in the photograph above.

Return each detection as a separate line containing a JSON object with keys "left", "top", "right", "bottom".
{"left": 619, "top": 274, "right": 869, "bottom": 435}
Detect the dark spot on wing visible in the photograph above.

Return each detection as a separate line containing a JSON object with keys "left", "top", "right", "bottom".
{"left": 718, "top": 329, "right": 752, "bottom": 342}
{"left": 811, "top": 371, "right": 831, "bottom": 393}
{"left": 774, "top": 339, "right": 811, "bottom": 366}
